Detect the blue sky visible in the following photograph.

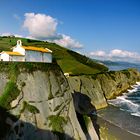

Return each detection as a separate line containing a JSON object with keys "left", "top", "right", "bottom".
{"left": 0, "top": 0, "right": 140, "bottom": 62}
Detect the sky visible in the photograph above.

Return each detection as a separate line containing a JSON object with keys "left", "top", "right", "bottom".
{"left": 0, "top": 0, "right": 140, "bottom": 62}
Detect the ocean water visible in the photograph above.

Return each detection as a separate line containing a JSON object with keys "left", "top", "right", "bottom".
{"left": 108, "top": 82, "right": 140, "bottom": 117}
{"left": 103, "top": 61, "right": 140, "bottom": 117}
{"left": 102, "top": 61, "right": 140, "bottom": 71}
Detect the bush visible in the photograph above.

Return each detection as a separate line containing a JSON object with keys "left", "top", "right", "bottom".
{"left": 20, "top": 101, "right": 39, "bottom": 114}
{"left": 0, "top": 62, "right": 52, "bottom": 73}
{"left": 121, "top": 69, "right": 130, "bottom": 78}
{"left": 48, "top": 115, "right": 67, "bottom": 133}
{"left": 83, "top": 115, "right": 90, "bottom": 127}
{"left": 0, "top": 81, "right": 20, "bottom": 109}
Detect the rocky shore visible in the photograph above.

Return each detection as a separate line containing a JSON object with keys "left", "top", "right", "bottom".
{"left": 68, "top": 68, "right": 140, "bottom": 109}
{"left": 68, "top": 68, "right": 140, "bottom": 140}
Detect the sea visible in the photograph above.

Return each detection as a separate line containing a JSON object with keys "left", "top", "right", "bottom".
{"left": 97, "top": 61, "right": 140, "bottom": 137}
{"left": 103, "top": 61, "right": 140, "bottom": 117}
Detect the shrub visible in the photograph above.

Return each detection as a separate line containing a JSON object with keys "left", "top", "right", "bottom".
{"left": 121, "top": 69, "right": 130, "bottom": 78}
{"left": 83, "top": 115, "right": 90, "bottom": 127}
{"left": 0, "top": 81, "right": 20, "bottom": 109}
{"left": 48, "top": 115, "right": 67, "bottom": 133}
{"left": 20, "top": 101, "right": 39, "bottom": 114}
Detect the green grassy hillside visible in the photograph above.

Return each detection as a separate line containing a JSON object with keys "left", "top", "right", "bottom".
{"left": 0, "top": 36, "right": 108, "bottom": 75}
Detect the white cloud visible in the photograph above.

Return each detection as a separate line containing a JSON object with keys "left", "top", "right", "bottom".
{"left": 23, "top": 13, "right": 83, "bottom": 49}
{"left": 14, "top": 34, "right": 23, "bottom": 38}
{"left": 110, "top": 49, "right": 138, "bottom": 58}
{"left": 0, "top": 32, "right": 13, "bottom": 36}
{"left": 0, "top": 33, "right": 23, "bottom": 38}
{"left": 23, "top": 13, "right": 58, "bottom": 39}
{"left": 53, "top": 34, "right": 83, "bottom": 49}
{"left": 89, "top": 49, "right": 140, "bottom": 62}
{"left": 90, "top": 51, "right": 107, "bottom": 57}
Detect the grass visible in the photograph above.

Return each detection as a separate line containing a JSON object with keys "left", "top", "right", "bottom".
{"left": 0, "top": 62, "right": 20, "bottom": 109}
{"left": 0, "top": 81, "right": 20, "bottom": 109}
{"left": 48, "top": 115, "right": 67, "bottom": 133}
{"left": 0, "top": 36, "right": 108, "bottom": 75}
{"left": 20, "top": 101, "right": 40, "bottom": 114}
{"left": 121, "top": 69, "right": 130, "bottom": 78}
{"left": 83, "top": 115, "right": 90, "bottom": 127}
{"left": 0, "top": 62, "right": 53, "bottom": 73}
{"left": 67, "top": 50, "right": 108, "bottom": 72}
{"left": 20, "top": 62, "right": 51, "bottom": 72}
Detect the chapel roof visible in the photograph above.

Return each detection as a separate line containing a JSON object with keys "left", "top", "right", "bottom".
{"left": 22, "top": 46, "right": 52, "bottom": 53}
{"left": 2, "top": 51, "right": 24, "bottom": 56}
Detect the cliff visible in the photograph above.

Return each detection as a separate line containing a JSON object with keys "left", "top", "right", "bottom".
{"left": 0, "top": 62, "right": 140, "bottom": 140}
{"left": 0, "top": 62, "right": 98, "bottom": 140}
{"left": 68, "top": 68, "right": 140, "bottom": 109}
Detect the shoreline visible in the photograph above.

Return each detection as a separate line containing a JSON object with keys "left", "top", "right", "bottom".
{"left": 96, "top": 105, "right": 140, "bottom": 140}
{"left": 97, "top": 116, "right": 140, "bottom": 140}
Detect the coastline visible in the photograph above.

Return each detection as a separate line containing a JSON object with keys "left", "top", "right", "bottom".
{"left": 108, "top": 81, "right": 140, "bottom": 117}
{"left": 97, "top": 105, "right": 140, "bottom": 140}
{"left": 98, "top": 116, "right": 140, "bottom": 140}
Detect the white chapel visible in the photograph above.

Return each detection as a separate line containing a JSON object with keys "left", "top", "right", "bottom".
{"left": 0, "top": 40, "right": 52, "bottom": 63}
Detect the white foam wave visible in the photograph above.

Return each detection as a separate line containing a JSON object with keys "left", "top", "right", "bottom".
{"left": 131, "top": 112, "right": 140, "bottom": 117}
{"left": 136, "top": 82, "right": 140, "bottom": 85}
{"left": 109, "top": 95, "right": 140, "bottom": 115}
{"left": 123, "top": 82, "right": 140, "bottom": 95}
{"left": 120, "top": 108, "right": 126, "bottom": 111}
{"left": 109, "top": 97, "right": 139, "bottom": 108}
{"left": 109, "top": 82, "right": 140, "bottom": 117}
{"left": 127, "top": 88, "right": 138, "bottom": 93}
{"left": 127, "top": 84, "right": 140, "bottom": 93}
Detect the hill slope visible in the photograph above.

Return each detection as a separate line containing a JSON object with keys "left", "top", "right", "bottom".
{"left": 0, "top": 36, "right": 108, "bottom": 75}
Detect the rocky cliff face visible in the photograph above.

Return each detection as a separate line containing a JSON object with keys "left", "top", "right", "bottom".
{"left": 0, "top": 62, "right": 98, "bottom": 140}
{"left": 68, "top": 69, "right": 140, "bottom": 109}
{"left": 68, "top": 76, "right": 108, "bottom": 109}
{"left": 0, "top": 62, "right": 140, "bottom": 140}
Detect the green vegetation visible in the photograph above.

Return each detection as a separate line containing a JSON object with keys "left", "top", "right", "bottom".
{"left": 83, "top": 115, "right": 90, "bottom": 127}
{"left": 0, "top": 62, "right": 52, "bottom": 73}
{"left": 0, "top": 37, "right": 108, "bottom": 75}
{"left": 20, "top": 101, "right": 40, "bottom": 114}
{"left": 67, "top": 50, "right": 108, "bottom": 72}
{"left": 0, "top": 62, "right": 20, "bottom": 109}
{"left": 0, "top": 81, "right": 20, "bottom": 109}
{"left": 108, "top": 71, "right": 117, "bottom": 81}
{"left": 91, "top": 73, "right": 99, "bottom": 80}
{"left": 9, "top": 63, "right": 20, "bottom": 81}
{"left": 121, "top": 69, "right": 130, "bottom": 78}
{"left": 48, "top": 115, "right": 67, "bottom": 133}
{"left": 20, "top": 62, "right": 51, "bottom": 72}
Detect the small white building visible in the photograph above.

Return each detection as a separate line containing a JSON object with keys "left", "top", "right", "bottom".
{"left": 0, "top": 51, "right": 24, "bottom": 62}
{"left": 0, "top": 40, "right": 52, "bottom": 63}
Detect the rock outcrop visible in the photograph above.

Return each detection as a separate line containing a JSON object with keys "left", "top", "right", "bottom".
{"left": 0, "top": 62, "right": 98, "bottom": 140}
{"left": 68, "top": 68, "right": 140, "bottom": 109}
